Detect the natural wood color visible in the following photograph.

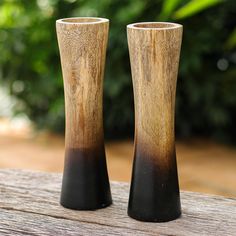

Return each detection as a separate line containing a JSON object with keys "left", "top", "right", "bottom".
{"left": 56, "top": 17, "right": 109, "bottom": 149}
{"left": 127, "top": 22, "right": 183, "bottom": 221}
{"left": 127, "top": 22, "right": 183, "bottom": 163}
{"left": 0, "top": 169, "right": 235, "bottom": 235}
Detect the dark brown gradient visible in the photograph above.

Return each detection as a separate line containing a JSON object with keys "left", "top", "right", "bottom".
{"left": 60, "top": 147, "right": 112, "bottom": 210}
{"left": 128, "top": 145, "right": 181, "bottom": 222}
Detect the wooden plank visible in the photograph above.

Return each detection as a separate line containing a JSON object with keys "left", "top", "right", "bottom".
{"left": 0, "top": 169, "right": 235, "bottom": 235}
{"left": 0, "top": 209, "right": 151, "bottom": 236}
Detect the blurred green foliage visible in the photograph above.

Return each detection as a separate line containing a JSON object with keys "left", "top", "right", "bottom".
{"left": 0, "top": 0, "right": 236, "bottom": 143}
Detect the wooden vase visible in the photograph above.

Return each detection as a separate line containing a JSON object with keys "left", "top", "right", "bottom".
{"left": 56, "top": 17, "right": 112, "bottom": 210}
{"left": 127, "top": 22, "right": 183, "bottom": 222}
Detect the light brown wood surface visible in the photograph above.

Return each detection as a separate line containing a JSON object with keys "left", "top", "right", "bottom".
{"left": 127, "top": 22, "right": 182, "bottom": 163}
{"left": 56, "top": 17, "right": 109, "bottom": 149}
{"left": 127, "top": 22, "right": 183, "bottom": 221}
{"left": 56, "top": 17, "right": 112, "bottom": 210}
{"left": 0, "top": 169, "right": 235, "bottom": 235}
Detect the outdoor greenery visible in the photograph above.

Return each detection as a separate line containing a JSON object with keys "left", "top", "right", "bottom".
{"left": 0, "top": 0, "right": 236, "bottom": 143}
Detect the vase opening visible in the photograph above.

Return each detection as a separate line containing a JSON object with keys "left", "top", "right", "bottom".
{"left": 58, "top": 17, "right": 108, "bottom": 24}
{"left": 129, "top": 22, "right": 182, "bottom": 30}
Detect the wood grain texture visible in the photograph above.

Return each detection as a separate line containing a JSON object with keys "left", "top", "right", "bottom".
{"left": 127, "top": 22, "right": 183, "bottom": 167}
{"left": 127, "top": 22, "right": 183, "bottom": 222}
{"left": 0, "top": 169, "right": 235, "bottom": 235}
{"left": 56, "top": 17, "right": 109, "bottom": 149}
{"left": 56, "top": 17, "right": 112, "bottom": 210}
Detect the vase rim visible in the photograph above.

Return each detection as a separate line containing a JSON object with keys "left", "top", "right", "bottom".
{"left": 127, "top": 22, "right": 182, "bottom": 30}
{"left": 56, "top": 17, "right": 109, "bottom": 25}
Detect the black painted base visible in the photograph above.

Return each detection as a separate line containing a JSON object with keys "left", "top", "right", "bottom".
{"left": 128, "top": 209, "right": 181, "bottom": 222}
{"left": 128, "top": 150, "right": 181, "bottom": 222}
{"left": 60, "top": 147, "right": 112, "bottom": 210}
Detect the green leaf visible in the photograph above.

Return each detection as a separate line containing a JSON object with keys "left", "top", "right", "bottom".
{"left": 174, "top": 0, "right": 223, "bottom": 20}
{"left": 115, "top": 0, "right": 146, "bottom": 23}
{"left": 0, "top": 2, "right": 24, "bottom": 27}
{"left": 225, "top": 28, "right": 236, "bottom": 49}
{"left": 159, "top": 0, "right": 183, "bottom": 20}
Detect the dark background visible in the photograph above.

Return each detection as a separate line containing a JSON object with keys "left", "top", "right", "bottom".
{"left": 0, "top": 0, "right": 236, "bottom": 143}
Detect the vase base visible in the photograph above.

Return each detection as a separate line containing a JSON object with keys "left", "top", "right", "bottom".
{"left": 128, "top": 209, "right": 181, "bottom": 222}
{"left": 60, "top": 199, "right": 112, "bottom": 211}
{"left": 60, "top": 147, "right": 112, "bottom": 210}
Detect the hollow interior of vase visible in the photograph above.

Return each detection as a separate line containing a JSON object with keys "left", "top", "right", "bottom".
{"left": 61, "top": 18, "right": 101, "bottom": 23}
{"left": 133, "top": 23, "right": 178, "bottom": 29}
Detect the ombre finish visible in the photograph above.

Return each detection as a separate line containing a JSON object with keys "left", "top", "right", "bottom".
{"left": 56, "top": 17, "right": 112, "bottom": 210}
{"left": 127, "top": 22, "right": 183, "bottom": 222}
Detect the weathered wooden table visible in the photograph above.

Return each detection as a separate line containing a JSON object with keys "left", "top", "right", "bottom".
{"left": 0, "top": 169, "right": 235, "bottom": 235}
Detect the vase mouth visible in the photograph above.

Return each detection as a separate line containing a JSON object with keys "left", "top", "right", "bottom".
{"left": 56, "top": 17, "right": 109, "bottom": 24}
{"left": 127, "top": 22, "right": 182, "bottom": 30}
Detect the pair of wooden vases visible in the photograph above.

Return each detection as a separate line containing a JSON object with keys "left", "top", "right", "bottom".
{"left": 56, "top": 17, "right": 183, "bottom": 222}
